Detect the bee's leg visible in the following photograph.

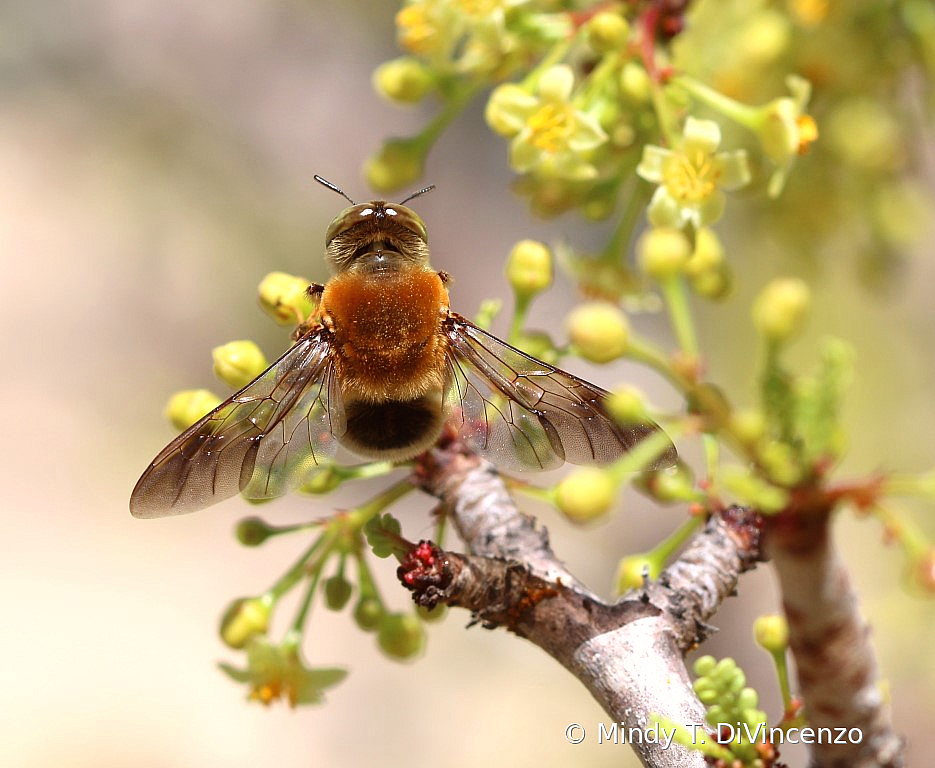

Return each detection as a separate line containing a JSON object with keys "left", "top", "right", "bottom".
{"left": 437, "top": 270, "right": 451, "bottom": 284}
{"left": 291, "top": 283, "right": 326, "bottom": 340}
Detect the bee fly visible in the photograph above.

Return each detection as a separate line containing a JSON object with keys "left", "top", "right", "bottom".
{"left": 130, "top": 177, "right": 676, "bottom": 517}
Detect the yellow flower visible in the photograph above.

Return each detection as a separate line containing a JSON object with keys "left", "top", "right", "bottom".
{"left": 490, "top": 65, "right": 608, "bottom": 181}
{"left": 637, "top": 117, "right": 751, "bottom": 228}
{"left": 219, "top": 635, "right": 347, "bottom": 707}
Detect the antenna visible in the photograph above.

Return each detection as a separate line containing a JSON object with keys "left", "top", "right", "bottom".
{"left": 314, "top": 175, "right": 356, "bottom": 205}
{"left": 400, "top": 185, "right": 436, "bottom": 205}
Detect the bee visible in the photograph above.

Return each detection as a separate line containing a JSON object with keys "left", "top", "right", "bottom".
{"left": 130, "top": 177, "right": 676, "bottom": 518}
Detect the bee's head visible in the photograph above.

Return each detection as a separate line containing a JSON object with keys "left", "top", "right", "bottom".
{"left": 316, "top": 177, "right": 434, "bottom": 271}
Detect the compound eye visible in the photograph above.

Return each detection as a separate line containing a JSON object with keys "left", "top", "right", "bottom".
{"left": 324, "top": 205, "right": 367, "bottom": 245}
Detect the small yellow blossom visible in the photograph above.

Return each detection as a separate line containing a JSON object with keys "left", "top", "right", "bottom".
{"left": 488, "top": 65, "right": 608, "bottom": 181}
{"left": 637, "top": 117, "right": 750, "bottom": 228}
{"left": 219, "top": 636, "right": 347, "bottom": 707}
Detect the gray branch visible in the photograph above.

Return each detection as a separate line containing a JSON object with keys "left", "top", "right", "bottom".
{"left": 410, "top": 442, "right": 765, "bottom": 768}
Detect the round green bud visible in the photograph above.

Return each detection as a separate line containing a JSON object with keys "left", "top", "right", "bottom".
{"left": 373, "top": 57, "right": 433, "bottom": 103}
{"left": 753, "top": 614, "right": 789, "bottom": 653}
{"left": 516, "top": 330, "right": 559, "bottom": 364}
{"left": 643, "top": 463, "right": 696, "bottom": 503}
{"left": 353, "top": 597, "right": 383, "bottom": 632}
{"left": 235, "top": 516, "right": 276, "bottom": 547}
{"left": 555, "top": 467, "right": 617, "bottom": 523}
{"left": 752, "top": 277, "right": 811, "bottom": 341}
{"left": 637, "top": 227, "right": 692, "bottom": 281}
{"left": 567, "top": 302, "right": 630, "bottom": 363}
{"left": 693, "top": 655, "right": 717, "bottom": 676}
{"left": 619, "top": 62, "right": 651, "bottom": 102}
{"left": 219, "top": 595, "right": 272, "bottom": 649}
{"left": 505, "top": 239, "right": 552, "bottom": 296}
{"left": 365, "top": 138, "right": 425, "bottom": 193}
{"left": 615, "top": 554, "right": 658, "bottom": 593}
{"left": 729, "top": 408, "right": 767, "bottom": 445}
{"left": 758, "top": 440, "right": 803, "bottom": 485}
{"left": 737, "top": 687, "right": 760, "bottom": 711}
{"left": 586, "top": 12, "right": 630, "bottom": 53}
{"left": 257, "top": 271, "right": 315, "bottom": 325}
{"left": 606, "top": 385, "right": 650, "bottom": 425}
{"left": 165, "top": 389, "right": 221, "bottom": 431}
{"left": 416, "top": 603, "right": 448, "bottom": 622}
{"left": 323, "top": 575, "right": 353, "bottom": 611}
{"left": 212, "top": 340, "right": 268, "bottom": 390}
{"left": 689, "top": 262, "right": 733, "bottom": 300}
{"left": 300, "top": 465, "right": 342, "bottom": 495}
{"left": 684, "top": 228, "right": 724, "bottom": 277}
{"left": 377, "top": 612, "right": 426, "bottom": 660}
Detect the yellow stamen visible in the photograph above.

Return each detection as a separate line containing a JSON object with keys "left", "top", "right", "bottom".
{"left": 663, "top": 150, "right": 719, "bottom": 203}
{"left": 527, "top": 103, "right": 571, "bottom": 152}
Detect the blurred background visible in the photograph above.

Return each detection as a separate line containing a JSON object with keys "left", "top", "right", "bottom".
{"left": 2, "top": 1, "right": 934, "bottom": 766}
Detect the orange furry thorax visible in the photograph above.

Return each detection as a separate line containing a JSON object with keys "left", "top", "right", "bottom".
{"left": 322, "top": 268, "right": 449, "bottom": 403}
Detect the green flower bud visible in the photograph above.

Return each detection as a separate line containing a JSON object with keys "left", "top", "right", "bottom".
{"left": 165, "top": 389, "right": 221, "bottom": 431}
{"left": 615, "top": 553, "right": 658, "bottom": 593}
{"left": 567, "top": 302, "right": 630, "bottom": 363}
{"left": 377, "top": 612, "right": 425, "bottom": 660}
{"left": 300, "top": 465, "right": 342, "bottom": 495}
{"left": 555, "top": 467, "right": 617, "bottom": 523}
{"left": 637, "top": 227, "right": 692, "bottom": 281}
{"left": 684, "top": 228, "right": 724, "bottom": 277}
{"left": 729, "top": 408, "right": 767, "bottom": 445}
{"left": 606, "top": 385, "right": 650, "bottom": 425}
{"left": 722, "top": 466, "right": 789, "bottom": 512}
{"left": 689, "top": 262, "right": 733, "bottom": 300}
{"left": 235, "top": 516, "right": 276, "bottom": 547}
{"left": 693, "top": 655, "right": 717, "bottom": 676}
{"left": 586, "top": 12, "right": 630, "bottom": 53}
{"left": 752, "top": 278, "right": 811, "bottom": 341}
{"left": 373, "top": 57, "right": 433, "bottom": 103}
{"left": 353, "top": 597, "right": 383, "bottom": 632}
{"left": 219, "top": 595, "right": 272, "bottom": 649}
{"left": 619, "top": 62, "right": 651, "bottom": 102}
{"left": 213, "top": 340, "right": 267, "bottom": 390}
{"left": 516, "top": 330, "right": 559, "bottom": 365}
{"left": 505, "top": 239, "right": 552, "bottom": 297}
{"left": 737, "top": 686, "right": 760, "bottom": 711}
{"left": 758, "top": 439, "right": 804, "bottom": 485}
{"left": 417, "top": 603, "right": 448, "bottom": 622}
{"left": 257, "top": 271, "right": 315, "bottom": 325}
{"left": 365, "top": 137, "right": 426, "bottom": 193}
{"left": 323, "top": 575, "right": 353, "bottom": 611}
{"left": 753, "top": 614, "right": 789, "bottom": 653}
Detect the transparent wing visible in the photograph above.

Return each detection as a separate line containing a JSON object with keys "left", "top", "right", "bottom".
{"left": 443, "top": 313, "right": 677, "bottom": 472}
{"left": 130, "top": 329, "right": 343, "bottom": 518}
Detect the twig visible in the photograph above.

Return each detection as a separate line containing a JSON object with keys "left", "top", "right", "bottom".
{"left": 410, "top": 440, "right": 766, "bottom": 768}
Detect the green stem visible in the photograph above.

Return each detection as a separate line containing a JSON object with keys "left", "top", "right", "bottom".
{"left": 647, "top": 513, "right": 705, "bottom": 564}
{"left": 650, "top": 79, "right": 680, "bottom": 147}
{"left": 291, "top": 563, "right": 323, "bottom": 633}
{"left": 508, "top": 294, "right": 531, "bottom": 344}
{"left": 660, "top": 275, "right": 699, "bottom": 358}
{"left": 348, "top": 478, "right": 416, "bottom": 528}
{"left": 420, "top": 81, "right": 483, "bottom": 148}
{"left": 626, "top": 334, "right": 691, "bottom": 392}
{"left": 671, "top": 76, "right": 759, "bottom": 129}
{"left": 269, "top": 531, "right": 335, "bottom": 601}
{"left": 522, "top": 39, "right": 573, "bottom": 92}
